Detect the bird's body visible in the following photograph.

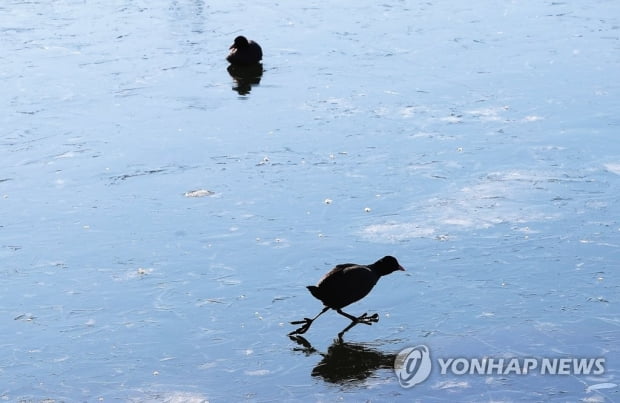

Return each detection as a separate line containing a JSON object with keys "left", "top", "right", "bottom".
{"left": 308, "top": 263, "right": 381, "bottom": 309}
{"left": 227, "top": 35, "right": 262, "bottom": 65}
{"left": 289, "top": 256, "right": 405, "bottom": 338}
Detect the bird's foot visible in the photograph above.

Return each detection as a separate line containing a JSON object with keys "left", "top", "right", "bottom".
{"left": 288, "top": 318, "right": 312, "bottom": 336}
{"left": 356, "top": 312, "right": 379, "bottom": 325}
{"left": 290, "top": 317, "right": 312, "bottom": 325}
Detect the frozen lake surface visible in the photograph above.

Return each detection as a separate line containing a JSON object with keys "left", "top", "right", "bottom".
{"left": 1, "top": 0, "right": 619, "bottom": 401}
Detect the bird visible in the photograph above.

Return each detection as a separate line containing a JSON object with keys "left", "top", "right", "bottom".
{"left": 289, "top": 256, "right": 405, "bottom": 338}
{"left": 226, "top": 35, "right": 262, "bottom": 65}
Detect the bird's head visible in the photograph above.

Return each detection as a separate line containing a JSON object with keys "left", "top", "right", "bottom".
{"left": 230, "top": 35, "right": 249, "bottom": 49}
{"left": 374, "top": 255, "right": 406, "bottom": 275}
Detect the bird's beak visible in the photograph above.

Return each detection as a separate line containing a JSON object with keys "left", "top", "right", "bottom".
{"left": 398, "top": 265, "right": 406, "bottom": 271}
{"left": 229, "top": 43, "right": 235, "bottom": 49}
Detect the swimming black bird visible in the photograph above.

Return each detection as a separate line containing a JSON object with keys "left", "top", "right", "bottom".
{"left": 226, "top": 35, "right": 262, "bottom": 65}
{"left": 289, "top": 256, "right": 405, "bottom": 338}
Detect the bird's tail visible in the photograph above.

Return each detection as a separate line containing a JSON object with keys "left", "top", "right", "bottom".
{"left": 306, "top": 285, "right": 322, "bottom": 300}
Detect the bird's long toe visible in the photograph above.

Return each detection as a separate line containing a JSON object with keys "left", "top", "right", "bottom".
{"left": 290, "top": 318, "right": 311, "bottom": 325}
{"left": 357, "top": 313, "right": 379, "bottom": 325}
{"left": 289, "top": 318, "right": 313, "bottom": 335}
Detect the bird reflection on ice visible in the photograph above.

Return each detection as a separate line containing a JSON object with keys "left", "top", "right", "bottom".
{"left": 290, "top": 335, "right": 397, "bottom": 385}
{"left": 227, "top": 64, "right": 263, "bottom": 96}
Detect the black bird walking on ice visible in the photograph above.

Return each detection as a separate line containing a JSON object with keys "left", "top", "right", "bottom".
{"left": 226, "top": 35, "right": 262, "bottom": 65}
{"left": 289, "top": 256, "right": 405, "bottom": 338}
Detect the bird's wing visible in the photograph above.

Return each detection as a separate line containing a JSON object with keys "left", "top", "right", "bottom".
{"left": 317, "top": 263, "right": 356, "bottom": 285}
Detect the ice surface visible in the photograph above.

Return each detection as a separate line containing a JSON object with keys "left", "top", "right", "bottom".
{"left": 1, "top": 0, "right": 618, "bottom": 401}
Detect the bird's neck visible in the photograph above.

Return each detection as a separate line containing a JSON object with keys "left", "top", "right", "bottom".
{"left": 368, "top": 264, "right": 387, "bottom": 276}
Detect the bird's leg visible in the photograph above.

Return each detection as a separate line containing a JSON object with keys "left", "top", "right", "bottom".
{"left": 335, "top": 309, "right": 358, "bottom": 321}
{"left": 289, "top": 307, "right": 329, "bottom": 336}
{"left": 335, "top": 309, "right": 380, "bottom": 339}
